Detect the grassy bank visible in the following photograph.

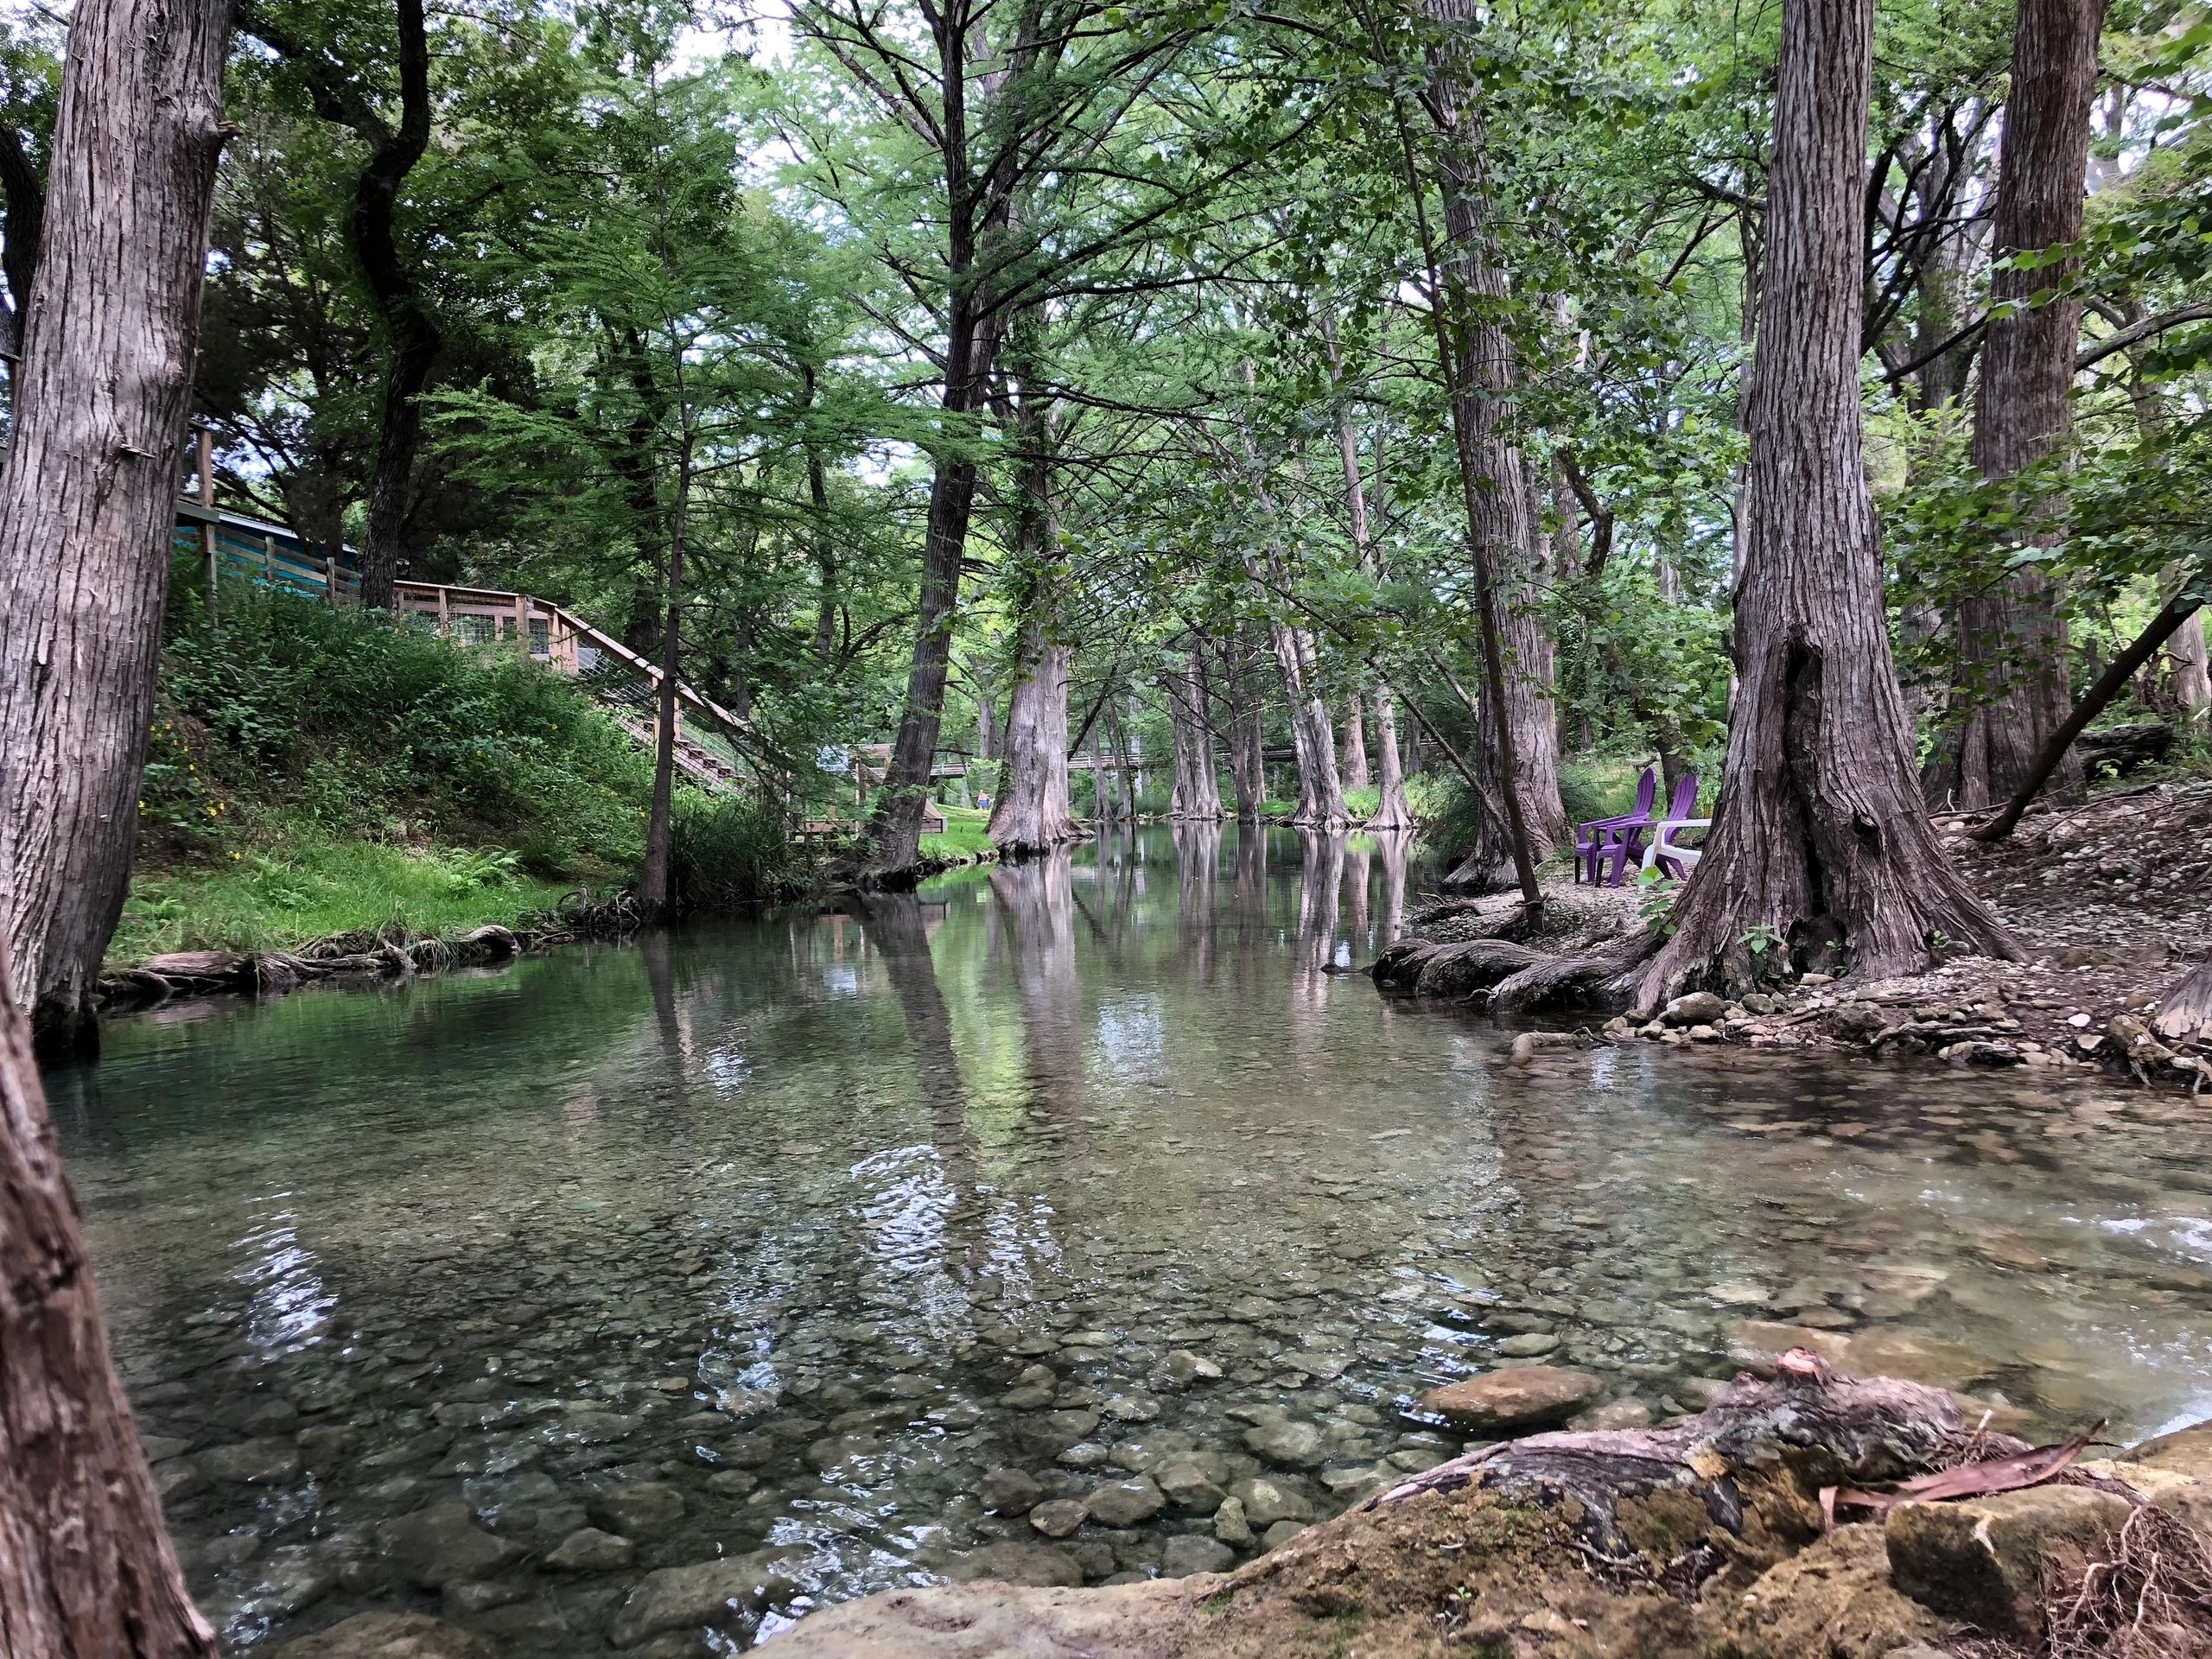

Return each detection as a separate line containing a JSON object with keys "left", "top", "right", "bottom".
{"left": 117, "top": 576, "right": 792, "bottom": 966}
{"left": 114, "top": 834, "right": 576, "bottom": 962}
{"left": 920, "top": 802, "right": 995, "bottom": 863}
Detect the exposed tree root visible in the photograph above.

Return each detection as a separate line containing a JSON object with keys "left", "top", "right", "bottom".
{"left": 2044, "top": 1499, "right": 2212, "bottom": 1659}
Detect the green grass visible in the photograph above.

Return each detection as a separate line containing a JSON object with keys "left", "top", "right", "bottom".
{"left": 919, "top": 801, "right": 996, "bottom": 862}
{"left": 111, "top": 830, "right": 575, "bottom": 963}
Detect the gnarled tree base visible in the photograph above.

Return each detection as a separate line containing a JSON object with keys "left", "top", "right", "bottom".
{"left": 2156, "top": 956, "right": 2212, "bottom": 1046}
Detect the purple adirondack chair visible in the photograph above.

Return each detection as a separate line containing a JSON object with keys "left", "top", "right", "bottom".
{"left": 1573, "top": 766, "right": 1656, "bottom": 885}
{"left": 1606, "top": 772, "right": 1700, "bottom": 887}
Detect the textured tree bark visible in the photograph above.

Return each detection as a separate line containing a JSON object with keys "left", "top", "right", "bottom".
{"left": 0, "top": 0, "right": 234, "bottom": 1053}
{"left": 1271, "top": 620, "right": 1350, "bottom": 827}
{"left": 1365, "top": 690, "right": 1414, "bottom": 831}
{"left": 990, "top": 637, "right": 1076, "bottom": 855}
{"left": 867, "top": 296, "right": 999, "bottom": 878}
{"left": 1172, "top": 650, "right": 1224, "bottom": 819}
{"left": 1936, "top": 0, "right": 2107, "bottom": 807}
{"left": 1416, "top": 0, "right": 1564, "bottom": 896}
{"left": 1340, "top": 693, "right": 1370, "bottom": 791}
{"left": 985, "top": 380, "right": 1080, "bottom": 858}
{"left": 1323, "top": 349, "right": 1411, "bottom": 830}
{"left": 637, "top": 427, "right": 691, "bottom": 916}
{"left": 2155, "top": 954, "right": 2212, "bottom": 1046}
{"left": 0, "top": 933, "right": 219, "bottom": 1656}
{"left": 1224, "top": 638, "right": 1267, "bottom": 822}
{"left": 1631, "top": 0, "right": 2018, "bottom": 1013}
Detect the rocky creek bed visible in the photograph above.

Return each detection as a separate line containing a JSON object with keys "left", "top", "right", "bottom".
{"left": 48, "top": 829, "right": 2212, "bottom": 1655}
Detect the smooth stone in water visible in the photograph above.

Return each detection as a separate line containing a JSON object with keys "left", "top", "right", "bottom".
{"left": 979, "top": 1467, "right": 1046, "bottom": 1516}
{"left": 1212, "top": 1497, "right": 1254, "bottom": 1546}
{"left": 1242, "top": 1420, "right": 1326, "bottom": 1469}
{"left": 1159, "top": 1535, "right": 1236, "bottom": 1578}
{"left": 197, "top": 1438, "right": 302, "bottom": 1484}
{"left": 1227, "top": 1478, "right": 1312, "bottom": 1528}
{"left": 608, "top": 1551, "right": 805, "bottom": 1647}
{"left": 377, "top": 1503, "right": 524, "bottom": 1590}
{"left": 1260, "top": 1520, "right": 1307, "bottom": 1551}
{"left": 1084, "top": 1477, "right": 1166, "bottom": 1528}
{"left": 1028, "top": 1499, "right": 1086, "bottom": 1538}
{"left": 270, "top": 1613, "right": 494, "bottom": 1658}
{"left": 1152, "top": 1459, "right": 1226, "bottom": 1513}
{"left": 1418, "top": 1367, "right": 1603, "bottom": 1431}
{"left": 546, "top": 1528, "right": 633, "bottom": 1572}
{"left": 1494, "top": 1332, "right": 1559, "bottom": 1358}
{"left": 588, "top": 1481, "right": 685, "bottom": 1539}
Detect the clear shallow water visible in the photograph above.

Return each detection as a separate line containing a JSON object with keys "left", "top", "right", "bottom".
{"left": 48, "top": 825, "right": 2212, "bottom": 1653}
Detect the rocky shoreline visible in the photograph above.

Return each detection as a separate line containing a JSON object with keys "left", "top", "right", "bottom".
{"left": 737, "top": 1371, "right": 2212, "bottom": 1657}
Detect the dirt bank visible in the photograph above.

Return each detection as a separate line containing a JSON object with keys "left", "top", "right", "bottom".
{"left": 1381, "top": 779, "right": 2212, "bottom": 1090}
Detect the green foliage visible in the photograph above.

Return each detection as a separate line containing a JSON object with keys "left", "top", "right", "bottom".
{"left": 111, "top": 832, "right": 572, "bottom": 961}
{"left": 149, "top": 578, "right": 653, "bottom": 874}
{"left": 919, "top": 804, "right": 995, "bottom": 863}
{"left": 668, "top": 794, "right": 795, "bottom": 910}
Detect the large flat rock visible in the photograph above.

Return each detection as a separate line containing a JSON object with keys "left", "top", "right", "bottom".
{"left": 1418, "top": 1366, "right": 1604, "bottom": 1430}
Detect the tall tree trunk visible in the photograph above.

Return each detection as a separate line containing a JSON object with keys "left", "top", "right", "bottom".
{"left": 1224, "top": 637, "right": 1266, "bottom": 821}
{"left": 1938, "top": 0, "right": 2107, "bottom": 806}
{"left": 638, "top": 428, "right": 692, "bottom": 915}
{"left": 1414, "top": 0, "right": 1563, "bottom": 897}
{"left": 1183, "top": 648, "right": 1225, "bottom": 819}
{"left": 866, "top": 296, "right": 1000, "bottom": 876}
{"left": 804, "top": 364, "right": 838, "bottom": 659}
{"left": 1367, "top": 690, "right": 1415, "bottom": 830}
{"left": 1631, "top": 0, "right": 2017, "bottom": 1012}
{"left": 0, "top": 0, "right": 233, "bottom": 1054}
{"left": 1341, "top": 693, "right": 1370, "bottom": 791}
{"left": 986, "top": 360, "right": 1078, "bottom": 856}
{"left": 1168, "top": 664, "right": 1198, "bottom": 818}
{"left": 2170, "top": 609, "right": 2212, "bottom": 719}
{"left": 0, "top": 934, "right": 217, "bottom": 1656}
{"left": 991, "top": 636, "right": 1077, "bottom": 855}
{"left": 1268, "top": 620, "right": 1350, "bottom": 827}
{"left": 1324, "top": 328, "right": 1413, "bottom": 831}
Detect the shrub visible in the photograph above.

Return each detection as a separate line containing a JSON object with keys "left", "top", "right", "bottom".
{"left": 668, "top": 792, "right": 793, "bottom": 910}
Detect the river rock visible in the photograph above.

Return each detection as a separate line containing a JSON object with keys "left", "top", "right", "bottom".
{"left": 377, "top": 1503, "right": 524, "bottom": 1590}
{"left": 546, "top": 1528, "right": 633, "bottom": 1572}
{"left": 2118, "top": 1421, "right": 2212, "bottom": 1529}
{"left": 1418, "top": 1367, "right": 1603, "bottom": 1430}
{"left": 1243, "top": 1420, "right": 1325, "bottom": 1469}
{"left": 1158, "top": 1351, "right": 1223, "bottom": 1387}
{"left": 979, "top": 1467, "right": 1046, "bottom": 1515}
{"left": 1494, "top": 1332, "right": 1559, "bottom": 1358}
{"left": 1885, "top": 1484, "right": 2133, "bottom": 1641}
{"left": 1228, "top": 1478, "right": 1312, "bottom": 1528}
{"left": 1084, "top": 1477, "right": 1166, "bottom": 1527}
{"left": 1261, "top": 1520, "right": 1307, "bottom": 1551}
{"left": 957, "top": 1542, "right": 1084, "bottom": 1587}
{"left": 1151, "top": 1459, "right": 1225, "bottom": 1513}
{"left": 1662, "top": 991, "right": 1726, "bottom": 1027}
{"left": 1159, "top": 1535, "right": 1236, "bottom": 1578}
{"left": 589, "top": 1481, "right": 686, "bottom": 1539}
{"left": 198, "top": 1437, "right": 303, "bottom": 1484}
{"left": 1029, "top": 1499, "right": 1086, "bottom": 1538}
{"left": 270, "top": 1613, "right": 493, "bottom": 1658}
{"left": 609, "top": 1551, "right": 805, "bottom": 1646}
{"left": 1211, "top": 1497, "right": 1253, "bottom": 1547}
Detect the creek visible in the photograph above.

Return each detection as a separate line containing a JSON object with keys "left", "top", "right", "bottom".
{"left": 47, "top": 825, "right": 2212, "bottom": 1653}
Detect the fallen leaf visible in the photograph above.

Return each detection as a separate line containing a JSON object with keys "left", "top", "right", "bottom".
{"left": 1827, "top": 1421, "right": 2105, "bottom": 1515}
